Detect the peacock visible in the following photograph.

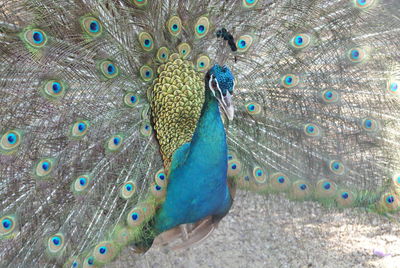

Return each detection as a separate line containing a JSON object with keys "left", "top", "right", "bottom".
{"left": 1, "top": 0, "right": 400, "bottom": 267}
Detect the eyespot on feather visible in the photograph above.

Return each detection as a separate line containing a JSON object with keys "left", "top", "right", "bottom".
{"left": 93, "top": 241, "right": 118, "bottom": 264}
{"left": 242, "top": 0, "right": 259, "bottom": 8}
{"left": 281, "top": 74, "right": 299, "bottom": 88}
{"left": 157, "top": 47, "right": 170, "bottom": 63}
{"left": 236, "top": 35, "right": 254, "bottom": 53}
{"left": 387, "top": 80, "right": 399, "bottom": 96}
{"left": 21, "top": 28, "right": 48, "bottom": 48}
{"left": 354, "top": 0, "right": 376, "bottom": 9}
{"left": 127, "top": 207, "right": 145, "bottom": 227}
{"left": 150, "top": 182, "right": 166, "bottom": 199}
{"left": 138, "top": 32, "right": 154, "bottom": 51}
{"left": 194, "top": 16, "right": 210, "bottom": 39}
{"left": 252, "top": 166, "right": 267, "bottom": 184}
{"left": 347, "top": 47, "right": 367, "bottom": 63}
{"left": 140, "top": 65, "right": 154, "bottom": 81}
{"left": 329, "top": 160, "right": 345, "bottom": 175}
{"left": 0, "top": 215, "right": 18, "bottom": 237}
{"left": 71, "top": 175, "right": 91, "bottom": 194}
{"left": 99, "top": 60, "right": 119, "bottom": 79}
{"left": 228, "top": 159, "right": 242, "bottom": 177}
{"left": 361, "top": 118, "right": 380, "bottom": 132}
{"left": 80, "top": 16, "right": 103, "bottom": 38}
{"left": 378, "top": 193, "right": 400, "bottom": 212}
{"left": 1, "top": 130, "right": 23, "bottom": 154}
{"left": 335, "top": 190, "right": 356, "bottom": 207}
{"left": 64, "top": 256, "right": 82, "bottom": 268}
{"left": 46, "top": 233, "right": 65, "bottom": 256}
{"left": 140, "top": 121, "right": 153, "bottom": 136}
{"left": 132, "top": 0, "right": 148, "bottom": 7}
{"left": 41, "top": 80, "right": 67, "bottom": 100}
{"left": 34, "top": 158, "right": 56, "bottom": 179}
{"left": 70, "top": 120, "right": 89, "bottom": 139}
{"left": 290, "top": 34, "right": 311, "bottom": 49}
{"left": 155, "top": 169, "right": 167, "bottom": 187}
{"left": 245, "top": 102, "right": 262, "bottom": 115}
{"left": 119, "top": 181, "right": 136, "bottom": 200}
{"left": 167, "top": 16, "right": 182, "bottom": 36}
{"left": 315, "top": 179, "right": 337, "bottom": 199}
{"left": 178, "top": 43, "right": 191, "bottom": 59}
{"left": 124, "top": 92, "right": 140, "bottom": 108}
{"left": 290, "top": 180, "right": 312, "bottom": 200}
{"left": 196, "top": 55, "right": 211, "bottom": 71}
{"left": 269, "top": 172, "right": 291, "bottom": 192}
{"left": 321, "top": 90, "right": 340, "bottom": 104}
{"left": 303, "top": 123, "right": 321, "bottom": 137}
{"left": 105, "top": 134, "right": 124, "bottom": 152}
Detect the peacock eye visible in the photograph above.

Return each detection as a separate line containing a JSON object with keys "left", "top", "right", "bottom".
{"left": 194, "top": 16, "right": 210, "bottom": 38}
{"left": 1, "top": 130, "right": 23, "bottom": 154}
{"left": 70, "top": 120, "right": 89, "bottom": 139}
{"left": 140, "top": 65, "right": 153, "bottom": 81}
{"left": 291, "top": 34, "right": 311, "bottom": 49}
{"left": 71, "top": 174, "right": 91, "bottom": 194}
{"left": 167, "top": 16, "right": 182, "bottom": 36}
{"left": 47, "top": 233, "right": 65, "bottom": 256}
{"left": 389, "top": 81, "right": 398, "bottom": 94}
{"left": 106, "top": 134, "right": 124, "bottom": 152}
{"left": 92, "top": 241, "right": 118, "bottom": 263}
{"left": 87, "top": 256, "right": 94, "bottom": 265}
{"left": 0, "top": 215, "right": 17, "bottom": 236}
{"left": 65, "top": 257, "right": 82, "bottom": 268}
{"left": 133, "top": 0, "right": 148, "bottom": 7}
{"left": 157, "top": 47, "right": 169, "bottom": 63}
{"left": 243, "top": 0, "right": 259, "bottom": 8}
{"left": 196, "top": 55, "right": 210, "bottom": 71}
{"left": 81, "top": 16, "right": 103, "bottom": 38}
{"left": 34, "top": 158, "right": 56, "bottom": 178}
{"left": 138, "top": 32, "right": 154, "bottom": 51}
{"left": 178, "top": 43, "right": 191, "bottom": 59}
{"left": 361, "top": 118, "right": 379, "bottom": 132}
{"left": 245, "top": 102, "right": 262, "bottom": 115}
{"left": 354, "top": 0, "right": 375, "bottom": 9}
{"left": 99, "top": 60, "right": 119, "bottom": 79}
{"left": 236, "top": 35, "right": 253, "bottom": 52}
{"left": 22, "top": 28, "right": 48, "bottom": 48}
{"left": 211, "top": 80, "right": 218, "bottom": 89}
{"left": 321, "top": 90, "right": 340, "bottom": 103}
{"left": 119, "top": 181, "right": 136, "bottom": 200}
{"left": 348, "top": 47, "right": 367, "bottom": 63}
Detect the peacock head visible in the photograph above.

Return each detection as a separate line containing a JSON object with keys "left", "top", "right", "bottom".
{"left": 206, "top": 64, "right": 235, "bottom": 120}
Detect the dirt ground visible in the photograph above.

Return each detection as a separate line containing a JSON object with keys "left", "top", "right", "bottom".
{"left": 111, "top": 191, "right": 400, "bottom": 268}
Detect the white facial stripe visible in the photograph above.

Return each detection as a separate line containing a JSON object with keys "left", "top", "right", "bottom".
{"left": 209, "top": 74, "right": 225, "bottom": 106}
{"left": 211, "top": 76, "right": 227, "bottom": 105}
{"left": 209, "top": 74, "right": 217, "bottom": 98}
{"left": 208, "top": 72, "right": 234, "bottom": 120}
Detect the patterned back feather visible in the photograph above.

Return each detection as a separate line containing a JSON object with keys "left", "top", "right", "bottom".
{"left": 1, "top": 0, "right": 400, "bottom": 267}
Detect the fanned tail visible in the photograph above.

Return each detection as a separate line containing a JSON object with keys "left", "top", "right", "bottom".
{"left": 1, "top": 1, "right": 166, "bottom": 266}
{"left": 227, "top": 0, "right": 400, "bottom": 218}
{"left": 1, "top": 0, "right": 400, "bottom": 267}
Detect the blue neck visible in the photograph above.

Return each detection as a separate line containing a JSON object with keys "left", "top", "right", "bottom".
{"left": 154, "top": 88, "right": 231, "bottom": 233}
{"left": 188, "top": 88, "right": 227, "bottom": 160}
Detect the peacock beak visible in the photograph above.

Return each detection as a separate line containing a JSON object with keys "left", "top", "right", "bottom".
{"left": 221, "top": 91, "right": 234, "bottom": 121}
